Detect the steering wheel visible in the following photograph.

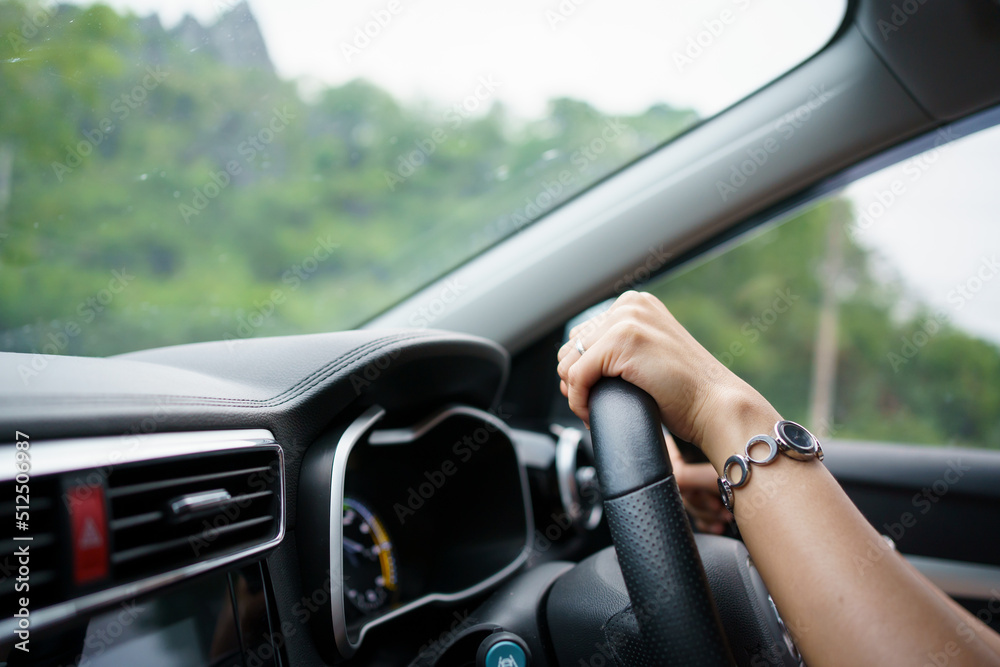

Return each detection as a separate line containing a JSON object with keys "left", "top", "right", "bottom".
{"left": 585, "top": 376, "right": 736, "bottom": 666}
{"left": 412, "top": 377, "right": 800, "bottom": 667}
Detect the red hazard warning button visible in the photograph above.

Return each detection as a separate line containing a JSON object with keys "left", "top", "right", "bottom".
{"left": 67, "top": 485, "right": 109, "bottom": 585}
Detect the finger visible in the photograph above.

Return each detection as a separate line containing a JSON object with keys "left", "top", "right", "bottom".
{"left": 558, "top": 314, "right": 620, "bottom": 382}
{"left": 556, "top": 346, "right": 576, "bottom": 382}
{"left": 557, "top": 332, "right": 591, "bottom": 366}
{"left": 559, "top": 293, "right": 652, "bottom": 425}
{"left": 567, "top": 293, "right": 639, "bottom": 341}
{"left": 568, "top": 298, "right": 629, "bottom": 342}
{"left": 664, "top": 431, "right": 695, "bottom": 490}
{"left": 567, "top": 312, "right": 603, "bottom": 341}
{"left": 566, "top": 315, "right": 597, "bottom": 346}
{"left": 564, "top": 334, "right": 619, "bottom": 426}
{"left": 556, "top": 338, "right": 575, "bottom": 363}
{"left": 561, "top": 326, "right": 599, "bottom": 362}
{"left": 664, "top": 430, "right": 683, "bottom": 463}
{"left": 556, "top": 335, "right": 593, "bottom": 383}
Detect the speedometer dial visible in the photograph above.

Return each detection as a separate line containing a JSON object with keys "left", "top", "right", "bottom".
{"left": 342, "top": 497, "right": 398, "bottom": 617}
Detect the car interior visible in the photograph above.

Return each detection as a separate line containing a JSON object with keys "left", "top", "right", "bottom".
{"left": 2, "top": 0, "right": 1000, "bottom": 665}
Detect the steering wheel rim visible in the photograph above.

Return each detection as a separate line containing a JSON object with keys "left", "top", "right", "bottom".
{"left": 588, "top": 376, "right": 736, "bottom": 666}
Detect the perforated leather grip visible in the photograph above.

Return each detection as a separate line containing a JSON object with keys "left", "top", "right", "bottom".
{"left": 604, "top": 479, "right": 734, "bottom": 665}
{"left": 590, "top": 377, "right": 734, "bottom": 666}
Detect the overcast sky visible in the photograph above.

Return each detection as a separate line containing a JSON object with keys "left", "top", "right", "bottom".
{"left": 89, "top": 0, "right": 845, "bottom": 117}
{"left": 843, "top": 123, "right": 1000, "bottom": 345}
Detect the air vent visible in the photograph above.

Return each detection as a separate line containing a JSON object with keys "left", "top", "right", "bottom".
{"left": 0, "top": 431, "right": 283, "bottom": 643}
{"left": 0, "top": 477, "right": 60, "bottom": 615}
{"left": 106, "top": 447, "right": 282, "bottom": 583}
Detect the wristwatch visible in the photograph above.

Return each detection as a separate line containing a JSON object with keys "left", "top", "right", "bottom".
{"left": 774, "top": 420, "right": 824, "bottom": 462}
{"left": 717, "top": 420, "right": 824, "bottom": 513}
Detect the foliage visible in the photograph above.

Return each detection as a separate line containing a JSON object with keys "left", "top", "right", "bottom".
{"left": 650, "top": 200, "right": 1000, "bottom": 449}
{"left": 0, "top": 1, "right": 696, "bottom": 356}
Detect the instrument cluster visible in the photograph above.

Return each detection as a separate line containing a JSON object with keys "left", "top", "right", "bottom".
{"left": 297, "top": 405, "right": 533, "bottom": 661}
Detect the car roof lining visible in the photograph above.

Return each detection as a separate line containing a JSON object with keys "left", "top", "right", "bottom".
{"left": 854, "top": 0, "right": 1000, "bottom": 121}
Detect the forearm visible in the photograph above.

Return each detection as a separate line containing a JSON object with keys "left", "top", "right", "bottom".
{"left": 701, "top": 397, "right": 1000, "bottom": 667}
{"left": 900, "top": 555, "right": 1000, "bottom": 657}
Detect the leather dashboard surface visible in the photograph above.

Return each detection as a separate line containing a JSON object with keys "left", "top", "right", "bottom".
{"left": 0, "top": 328, "right": 510, "bottom": 527}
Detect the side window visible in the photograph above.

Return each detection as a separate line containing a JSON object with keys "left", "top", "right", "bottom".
{"left": 647, "top": 122, "right": 1000, "bottom": 449}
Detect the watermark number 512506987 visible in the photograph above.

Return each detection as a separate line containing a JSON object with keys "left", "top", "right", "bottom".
{"left": 13, "top": 430, "right": 31, "bottom": 653}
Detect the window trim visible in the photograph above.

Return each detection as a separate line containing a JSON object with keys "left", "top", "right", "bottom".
{"left": 644, "top": 103, "right": 1000, "bottom": 291}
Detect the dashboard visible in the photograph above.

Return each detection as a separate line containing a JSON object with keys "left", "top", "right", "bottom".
{"left": 0, "top": 329, "right": 598, "bottom": 666}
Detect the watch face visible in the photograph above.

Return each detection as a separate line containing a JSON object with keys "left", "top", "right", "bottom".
{"left": 776, "top": 421, "right": 817, "bottom": 455}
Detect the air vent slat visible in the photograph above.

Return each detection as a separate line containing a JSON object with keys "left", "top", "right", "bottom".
{"left": 111, "top": 515, "right": 274, "bottom": 565}
{"left": 109, "top": 491, "right": 272, "bottom": 532}
{"left": 107, "top": 465, "right": 273, "bottom": 499}
{"left": 221, "top": 489, "right": 273, "bottom": 506}
{"left": 109, "top": 510, "right": 164, "bottom": 531}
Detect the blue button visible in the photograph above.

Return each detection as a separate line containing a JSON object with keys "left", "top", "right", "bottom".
{"left": 485, "top": 640, "right": 527, "bottom": 667}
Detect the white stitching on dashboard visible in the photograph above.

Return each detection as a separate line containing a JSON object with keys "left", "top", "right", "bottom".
{"left": 8, "top": 331, "right": 448, "bottom": 408}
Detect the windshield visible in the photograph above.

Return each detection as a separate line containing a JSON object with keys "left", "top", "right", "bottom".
{"left": 0, "top": 0, "right": 845, "bottom": 356}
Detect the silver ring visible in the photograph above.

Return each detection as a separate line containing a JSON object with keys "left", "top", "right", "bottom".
{"left": 574, "top": 338, "right": 586, "bottom": 356}
{"left": 723, "top": 454, "right": 751, "bottom": 488}
{"left": 745, "top": 434, "right": 779, "bottom": 465}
